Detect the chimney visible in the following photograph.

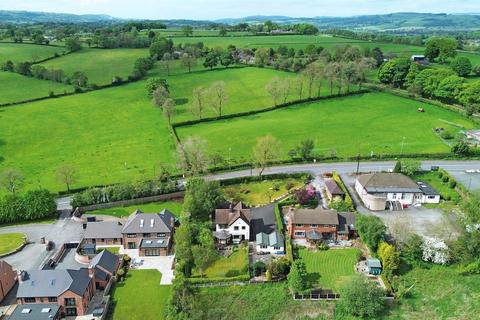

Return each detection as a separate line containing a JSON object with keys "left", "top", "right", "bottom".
{"left": 229, "top": 203, "right": 233, "bottom": 212}
{"left": 88, "top": 265, "right": 95, "bottom": 279}
{"left": 170, "top": 217, "right": 174, "bottom": 228}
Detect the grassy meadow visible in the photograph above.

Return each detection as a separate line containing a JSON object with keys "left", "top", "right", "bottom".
{"left": 171, "top": 34, "right": 425, "bottom": 54}
{"left": 177, "top": 92, "right": 478, "bottom": 161}
{"left": 0, "top": 71, "right": 74, "bottom": 104}
{"left": 41, "top": 47, "right": 149, "bottom": 85}
{"left": 0, "top": 43, "right": 64, "bottom": 64}
{"left": 298, "top": 248, "right": 361, "bottom": 291}
{"left": 109, "top": 270, "right": 171, "bottom": 320}
{"left": 0, "top": 80, "right": 177, "bottom": 192}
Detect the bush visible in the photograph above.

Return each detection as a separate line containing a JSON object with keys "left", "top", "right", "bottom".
{"left": 317, "top": 242, "right": 329, "bottom": 251}
{"left": 442, "top": 175, "right": 450, "bottom": 183}
{"left": 0, "top": 189, "right": 56, "bottom": 224}
{"left": 449, "top": 180, "right": 457, "bottom": 189}
{"left": 252, "top": 261, "right": 267, "bottom": 276}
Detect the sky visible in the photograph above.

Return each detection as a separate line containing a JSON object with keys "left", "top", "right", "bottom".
{"left": 1, "top": 0, "right": 479, "bottom": 20}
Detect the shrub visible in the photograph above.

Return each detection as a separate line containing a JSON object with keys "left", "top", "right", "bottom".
{"left": 449, "top": 180, "right": 457, "bottom": 189}
{"left": 317, "top": 242, "right": 329, "bottom": 251}
{"left": 252, "top": 261, "right": 267, "bottom": 276}
{"left": 0, "top": 189, "right": 56, "bottom": 224}
{"left": 442, "top": 175, "right": 450, "bottom": 183}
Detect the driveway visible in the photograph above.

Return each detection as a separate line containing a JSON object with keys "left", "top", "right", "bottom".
{"left": 121, "top": 249, "right": 175, "bottom": 285}
{"left": 0, "top": 217, "right": 84, "bottom": 271}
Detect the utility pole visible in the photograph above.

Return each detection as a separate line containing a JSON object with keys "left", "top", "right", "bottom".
{"left": 400, "top": 136, "right": 406, "bottom": 155}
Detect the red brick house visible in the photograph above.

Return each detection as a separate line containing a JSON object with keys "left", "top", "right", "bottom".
{"left": 0, "top": 260, "right": 16, "bottom": 303}
{"left": 89, "top": 249, "right": 120, "bottom": 289}
{"left": 286, "top": 208, "right": 356, "bottom": 242}
{"left": 122, "top": 209, "right": 176, "bottom": 256}
{"left": 16, "top": 268, "right": 96, "bottom": 317}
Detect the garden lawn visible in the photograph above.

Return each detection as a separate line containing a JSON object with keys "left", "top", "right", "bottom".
{"left": 385, "top": 266, "right": 480, "bottom": 320}
{"left": 0, "top": 43, "right": 64, "bottom": 64}
{"left": 41, "top": 48, "right": 149, "bottom": 86}
{"left": 192, "top": 283, "right": 334, "bottom": 320}
{"left": 109, "top": 270, "right": 171, "bottom": 320}
{"left": 223, "top": 178, "right": 305, "bottom": 206}
{"left": 194, "top": 246, "right": 249, "bottom": 279}
{"left": 97, "top": 247, "right": 120, "bottom": 254}
{"left": 87, "top": 200, "right": 184, "bottom": 218}
{"left": 298, "top": 247, "right": 361, "bottom": 291}
{"left": 0, "top": 71, "right": 73, "bottom": 104}
{"left": 171, "top": 34, "right": 425, "bottom": 54}
{"left": 177, "top": 92, "right": 478, "bottom": 161}
{"left": 0, "top": 233, "right": 26, "bottom": 255}
{"left": 0, "top": 80, "right": 177, "bottom": 193}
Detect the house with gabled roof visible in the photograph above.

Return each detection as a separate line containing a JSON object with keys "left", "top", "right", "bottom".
{"left": 121, "top": 209, "right": 176, "bottom": 256}
{"left": 251, "top": 204, "right": 285, "bottom": 254}
{"left": 0, "top": 260, "right": 16, "bottom": 303}
{"left": 214, "top": 202, "right": 251, "bottom": 244}
{"left": 89, "top": 249, "right": 120, "bottom": 289}
{"left": 16, "top": 268, "right": 96, "bottom": 317}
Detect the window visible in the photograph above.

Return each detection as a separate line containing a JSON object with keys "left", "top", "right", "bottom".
{"left": 143, "top": 233, "right": 151, "bottom": 238}
{"left": 234, "top": 226, "right": 239, "bottom": 230}
{"left": 66, "top": 308, "right": 77, "bottom": 316}
{"left": 428, "top": 195, "right": 436, "bottom": 199}
{"left": 241, "top": 226, "right": 246, "bottom": 230}
{"left": 260, "top": 245, "right": 268, "bottom": 249}
{"left": 48, "top": 297, "right": 57, "bottom": 302}
{"left": 157, "top": 233, "right": 166, "bottom": 238}
{"left": 127, "top": 234, "right": 136, "bottom": 238}
{"left": 233, "top": 235, "right": 240, "bottom": 239}
{"left": 24, "top": 297, "right": 36, "bottom": 303}
{"left": 64, "top": 298, "right": 76, "bottom": 306}
{"left": 274, "top": 246, "right": 281, "bottom": 250}
{"left": 127, "top": 242, "right": 136, "bottom": 249}
{"left": 294, "top": 231, "right": 305, "bottom": 237}
{"left": 401, "top": 193, "right": 406, "bottom": 199}
{"left": 295, "top": 224, "right": 304, "bottom": 227}
{"left": 392, "top": 193, "right": 397, "bottom": 199}
{"left": 310, "top": 224, "right": 317, "bottom": 227}
{"left": 100, "top": 239, "right": 105, "bottom": 242}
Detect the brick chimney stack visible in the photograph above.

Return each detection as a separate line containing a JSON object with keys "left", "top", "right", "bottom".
{"left": 88, "top": 265, "right": 94, "bottom": 278}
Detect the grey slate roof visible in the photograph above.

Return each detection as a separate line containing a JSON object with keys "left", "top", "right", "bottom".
{"left": 256, "top": 231, "right": 284, "bottom": 247}
{"left": 250, "top": 204, "right": 277, "bottom": 237}
{"left": 9, "top": 304, "right": 60, "bottom": 320}
{"left": 90, "top": 250, "right": 119, "bottom": 274}
{"left": 17, "top": 269, "right": 91, "bottom": 298}
{"left": 357, "top": 173, "right": 421, "bottom": 194}
{"left": 84, "top": 221, "right": 123, "bottom": 239}
{"left": 122, "top": 209, "right": 175, "bottom": 234}
{"left": 291, "top": 208, "right": 339, "bottom": 225}
{"left": 325, "top": 179, "right": 345, "bottom": 196}
{"left": 417, "top": 181, "right": 440, "bottom": 196}
{"left": 337, "top": 212, "right": 356, "bottom": 234}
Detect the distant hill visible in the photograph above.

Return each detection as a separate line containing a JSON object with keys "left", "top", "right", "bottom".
{"left": 0, "top": 10, "right": 119, "bottom": 24}
{"left": 216, "top": 12, "right": 480, "bottom": 31}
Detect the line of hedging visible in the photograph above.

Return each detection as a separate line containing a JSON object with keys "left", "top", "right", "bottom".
{"left": 218, "top": 172, "right": 311, "bottom": 187}
{"left": 364, "top": 83, "right": 480, "bottom": 123}
{"left": 274, "top": 203, "right": 285, "bottom": 234}
{"left": 0, "top": 189, "right": 57, "bottom": 224}
{"left": 188, "top": 274, "right": 251, "bottom": 284}
{"left": 332, "top": 171, "right": 355, "bottom": 210}
{"left": 172, "top": 89, "right": 370, "bottom": 129}
{"left": 438, "top": 168, "right": 471, "bottom": 198}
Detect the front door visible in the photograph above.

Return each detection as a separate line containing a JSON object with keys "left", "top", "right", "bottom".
{"left": 128, "top": 242, "right": 136, "bottom": 249}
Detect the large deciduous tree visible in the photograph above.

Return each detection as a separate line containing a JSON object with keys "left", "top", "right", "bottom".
{"left": 183, "top": 177, "right": 224, "bottom": 222}
{"left": 336, "top": 276, "right": 385, "bottom": 319}
{"left": 190, "top": 86, "right": 206, "bottom": 120}
{"left": 252, "top": 135, "right": 281, "bottom": 176}
{"left": 55, "top": 165, "right": 77, "bottom": 192}
{"left": 0, "top": 169, "right": 24, "bottom": 194}
{"left": 356, "top": 215, "right": 386, "bottom": 252}
{"left": 177, "top": 136, "right": 209, "bottom": 176}
{"left": 209, "top": 81, "right": 228, "bottom": 117}
{"left": 181, "top": 53, "right": 197, "bottom": 73}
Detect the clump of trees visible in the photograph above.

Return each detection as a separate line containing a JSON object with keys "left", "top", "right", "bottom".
{"left": 356, "top": 215, "right": 386, "bottom": 252}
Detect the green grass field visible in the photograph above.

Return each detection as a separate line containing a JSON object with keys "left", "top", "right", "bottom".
{"left": 177, "top": 92, "right": 478, "bottom": 161}
{"left": 193, "top": 246, "right": 249, "bottom": 279}
{"left": 152, "top": 66, "right": 353, "bottom": 123}
{"left": 109, "top": 270, "right": 171, "bottom": 320}
{"left": 171, "top": 34, "right": 425, "bottom": 53}
{"left": 87, "top": 200, "right": 183, "bottom": 218}
{"left": 0, "top": 233, "right": 26, "bottom": 255}
{"left": 193, "top": 283, "right": 334, "bottom": 320}
{"left": 41, "top": 48, "right": 149, "bottom": 85}
{"left": 0, "top": 43, "right": 65, "bottom": 64}
{"left": 386, "top": 266, "right": 480, "bottom": 319}
{"left": 147, "top": 29, "right": 250, "bottom": 37}
{"left": 0, "top": 71, "right": 74, "bottom": 104}
{"left": 298, "top": 248, "right": 361, "bottom": 291}
{"left": 0, "top": 80, "right": 177, "bottom": 192}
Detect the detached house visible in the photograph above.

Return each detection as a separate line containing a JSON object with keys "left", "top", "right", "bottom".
{"left": 251, "top": 204, "right": 285, "bottom": 254}
{"left": 121, "top": 209, "right": 176, "bottom": 256}
{"left": 286, "top": 208, "right": 356, "bottom": 242}
{"left": 355, "top": 172, "right": 440, "bottom": 211}
{"left": 214, "top": 202, "right": 251, "bottom": 245}
{"left": 16, "top": 268, "right": 96, "bottom": 317}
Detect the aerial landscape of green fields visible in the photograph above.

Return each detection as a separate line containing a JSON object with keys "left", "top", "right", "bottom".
{"left": 2, "top": 3, "right": 480, "bottom": 320}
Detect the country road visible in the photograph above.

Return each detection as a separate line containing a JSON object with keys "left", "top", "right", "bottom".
{"left": 56, "top": 160, "right": 480, "bottom": 210}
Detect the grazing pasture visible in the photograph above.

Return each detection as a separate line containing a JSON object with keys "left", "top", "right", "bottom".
{"left": 0, "top": 80, "right": 177, "bottom": 192}
{"left": 0, "top": 43, "right": 64, "bottom": 64}
{"left": 0, "top": 71, "right": 73, "bottom": 104}
{"left": 41, "top": 47, "right": 149, "bottom": 85}
{"left": 171, "top": 34, "right": 425, "bottom": 54}
{"left": 177, "top": 92, "right": 477, "bottom": 161}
